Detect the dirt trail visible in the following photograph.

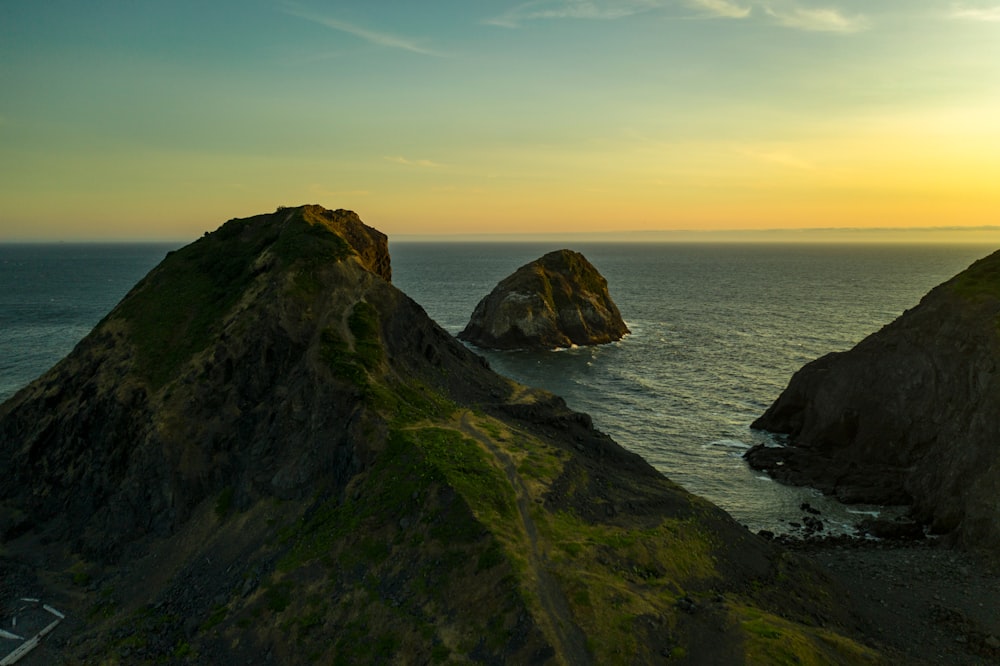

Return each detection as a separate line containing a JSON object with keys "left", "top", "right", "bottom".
{"left": 457, "top": 412, "right": 592, "bottom": 666}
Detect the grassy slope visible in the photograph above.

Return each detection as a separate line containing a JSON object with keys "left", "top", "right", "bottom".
{"left": 59, "top": 207, "right": 881, "bottom": 664}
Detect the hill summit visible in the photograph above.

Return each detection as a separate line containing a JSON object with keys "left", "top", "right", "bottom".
{"left": 1, "top": 205, "right": 878, "bottom": 664}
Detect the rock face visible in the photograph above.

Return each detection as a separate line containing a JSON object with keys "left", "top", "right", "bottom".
{"left": 0, "top": 205, "right": 394, "bottom": 558}
{"left": 0, "top": 206, "right": 875, "bottom": 664}
{"left": 748, "top": 249, "right": 1000, "bottom": 552}
{"left": 458, "top": 249, "right": 629, "bottom": 350}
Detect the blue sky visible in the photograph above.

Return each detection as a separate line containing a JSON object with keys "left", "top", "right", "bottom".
{"left": 2, "top": 1, "right": 999, "bottom": 240}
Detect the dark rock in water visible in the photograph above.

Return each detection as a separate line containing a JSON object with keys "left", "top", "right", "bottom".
{"left": 0, "top": 205, "right": 882, "bottom": 664}
{"left": 749, "top": 249, "right": 1000, "bottom": 552}
{"left": 800, "top": 502, "right": 821, "bottom": 515}
{"left": 744, "top": 444, "right": 913, "bottom": 506}
{"left": 458, "top": 249, "right": 629, "bottom": 350}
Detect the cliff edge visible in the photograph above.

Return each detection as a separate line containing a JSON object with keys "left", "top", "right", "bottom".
{"left": 749, "top": 249, "right": 1000, "bottom": 552}
{"left": 458, "top": 249, "right": 629, "bottom": 350}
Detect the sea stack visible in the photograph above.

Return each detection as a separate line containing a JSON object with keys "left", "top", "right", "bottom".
{"left": 748, "top": 249, "right": 1000, "bottom": 552}
{"left": 458, "top": 249, "right": 629, "bottom": 350}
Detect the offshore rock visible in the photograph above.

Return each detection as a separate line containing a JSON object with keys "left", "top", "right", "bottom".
{"left": 0, "top": 206, "right": 879, "bottom": 664}
{"left": 458, "top": 249, "right": 629, "bottom": 350}
{"left": 749, "top": 249, "right": 1000, "bottom": 552}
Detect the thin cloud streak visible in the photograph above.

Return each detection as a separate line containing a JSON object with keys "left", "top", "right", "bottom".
{"left": 763, "top": 5, "right": 869, "bottom": 33}
{"left": 485, "top": 0, "right": 665, "bottom": 28}
{"left": 280, "top": 4, "right": 446, "bottom": 56}
{"left": 385, "top": 156, "right": 445, "bottom": 168}
{"left": 951, "top": 4, "right": 1000, "bottom": 21}
{"left": 487, "top": 0, "right": 867, "bottom": 33}
{"left": 688, "top": 0, "right": 751, "bottom": 19}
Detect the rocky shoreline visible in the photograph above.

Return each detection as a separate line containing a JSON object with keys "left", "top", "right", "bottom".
{"left": 787, "top": 536, "right": 1000, "bottom": 665}
{"left": 748, "top": 248, "right": 1000, "bottom": 551}
{"left": 750, "top": 499, "right": 1000, "bottom": 664}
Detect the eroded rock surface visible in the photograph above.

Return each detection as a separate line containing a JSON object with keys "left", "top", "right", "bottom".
{"left": 458, "top": 249, "right": 629, "bottom": 350}
{"left": 749, "top": 249, "right": 1000, "bottom": 552}
{"left": 0, "top": 207, "right": 883, "bottom": 664}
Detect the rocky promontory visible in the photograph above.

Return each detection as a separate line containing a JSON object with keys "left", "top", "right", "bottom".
{"left": 458, "top": 249, "right": 629, "bottom": 350}
{"left": 748, "top": 249, "right": 1000, "bottom": 552}
{"left": 1, "top": 207, "right": 885, "bottom": 664}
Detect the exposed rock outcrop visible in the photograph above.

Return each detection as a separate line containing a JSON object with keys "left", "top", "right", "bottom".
{"left": 748, "top": 249, "right": 1000, "bottom": 552}
{"left": 458, "top": 249, "right": 629, "bottom": 350}
{"left": 0, "top": 205, "right": 394, "bottom": 557}
{"left": 0, "top": 206, "right": 877, "bottom": 664}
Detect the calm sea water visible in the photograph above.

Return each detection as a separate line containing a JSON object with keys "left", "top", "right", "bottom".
{"left": 0, "top": 243, "right": 178, "bottom": 400}
{"left": 1, "top": 241, "right": 993, "bottom": 535}
{"left": 389, "top": 242, "right": 995, "bottom": 534}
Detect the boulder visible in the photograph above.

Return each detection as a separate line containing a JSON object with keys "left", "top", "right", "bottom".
{"left": 458, "top": 249, "right": 629, "bottom": 350}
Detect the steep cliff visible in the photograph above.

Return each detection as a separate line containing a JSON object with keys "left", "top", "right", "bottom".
{"left": 1, "top": 207, "right": 879, "bottom": 664}
{"left": 749, "top": 249, "right": 1000, "bottom": 551}
{"left": 458, "top": 249, "right": 630, "bottom": 350}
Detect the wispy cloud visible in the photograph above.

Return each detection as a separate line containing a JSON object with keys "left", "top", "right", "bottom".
{"left": 486, "top": 0, "right": 665, "bottom": 28}
{"left": 687, "top": 0, "right": 751, "bottom": 19}
{"left": 487, "top": 0, "right": 866, "bottom": 32}
{"left": 951, "top": 3, "right": 1000, "bottom": 21}
{"left": 280, "top": 3, "right": 445, "bottom": 56}
{"left": 385, "top": 156, "right": 444, "bottom": 168}
{"left": 763, "top": 5, "right": 869, "bottom": 33}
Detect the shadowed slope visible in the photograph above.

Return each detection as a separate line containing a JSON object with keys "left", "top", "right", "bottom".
{"left": 1, "top": 206, "right": 881, "bottom": 664}
{"left": 750, "top": 249, "right": 1000, "bottom": 552}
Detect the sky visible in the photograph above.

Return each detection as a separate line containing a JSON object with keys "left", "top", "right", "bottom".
{"left": 1, "top": 1, "right": 999, "bottom": 241}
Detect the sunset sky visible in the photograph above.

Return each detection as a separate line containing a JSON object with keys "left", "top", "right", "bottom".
{"left": 2, "top": 1, "right": 999, "bottom": 241}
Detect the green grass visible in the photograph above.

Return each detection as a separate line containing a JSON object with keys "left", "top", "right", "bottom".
{"left": 948, "top": 253, "right": 1000, "bottom": 301}
{"left": 88, "top": 585, "right": 118, "bottom": 620}
{"left": 404, "top": 427, "right": 516, "bottom": 526}
{"left": 272, "top": 211, "right": 352, "bottom": 265}
{"left": 318, "top": 302, "right": 384, "bottom": 386}
{"left": 533, "top": 511, "right": 721, "bottom": 663}
{"left": 114, "top": 207, "right": 358, "bottom": 389}
{"left": 319, "top": 328, "right": 369, "bottom": 386}
{"left": 201, "top": 604, "right": 229, "bottom": 632}
{"left": 734, "top": 606, "right": 881, "bottom": 665}
{"left": 348, "top": 301, "right": 382, "bottom": 370}
{"left": 277, "top": 424, "right": 512, "bottom": 567}
{"left": 69, "top": 561, "right": 92, "bottom": 587}
{"left": 367, "top": 379, "right": 456, "bottom": 426}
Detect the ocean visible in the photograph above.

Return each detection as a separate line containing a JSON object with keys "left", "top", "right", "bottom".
{"left": 1, "top": 241, "right": 993, "bottom": 535}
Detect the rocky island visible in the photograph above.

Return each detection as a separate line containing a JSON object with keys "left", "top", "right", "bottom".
{"left": 458, "top": 249, "right": 629, "bottom": 350}
{"left": 748, "top": 249, "right": 1000, "bottom": 553}
{"left": 0, "top": 205, "right": 885, "bottom": 664}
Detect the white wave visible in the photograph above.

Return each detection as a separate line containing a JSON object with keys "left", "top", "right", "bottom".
{"left": 846, "top": 509, "right": 880, "bottom": 518}
{"left": 703, "top": 439, "right": 750, "bottom": 450}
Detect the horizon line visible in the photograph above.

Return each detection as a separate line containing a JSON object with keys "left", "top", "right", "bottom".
{"left": 390, "top": 226, "right": 1000, "bottom": 244}
{"left": 3, "top": 225, "right": 1000, "bottom": 245}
